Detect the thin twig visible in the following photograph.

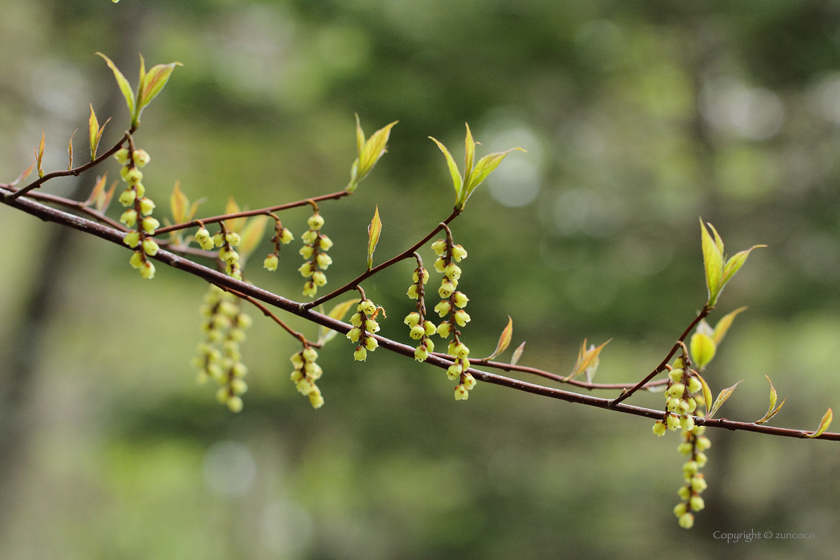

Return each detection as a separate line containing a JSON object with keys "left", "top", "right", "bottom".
{"left": 303, "top": 210, "right": 462, "bottom": 310}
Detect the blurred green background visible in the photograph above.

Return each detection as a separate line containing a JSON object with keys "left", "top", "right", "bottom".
{"left": 2, "top": 0, "right": 840, "bottom": 558}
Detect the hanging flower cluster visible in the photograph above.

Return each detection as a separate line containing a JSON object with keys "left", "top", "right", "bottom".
{"left": 214, "top": 224, "right": 242, "bottom": 280}
{"left": 299, "top": 210, "right": 333, "bottom": 297}
{"left": 430, "top": 235, "right": 475, "bottom": 400}
{"left": 290, "top": 346, "right": 324, "bottom": 409}
{"left": 347, "top": 298, "right": 380, "bottom": 361}
{"left": 117, "top": 143, "right": 159, "bottom": 279}
{"left": 652, "top": 363, "right": 710, "bottom": 529}
{"left": 264, "top": 216, "right": 294, "bottom": 271}
{"left": 405, "top": 260, "right": 436, "bottom": 361}
{"left": 192, "top": 285, "right": 253, "bottom": 412}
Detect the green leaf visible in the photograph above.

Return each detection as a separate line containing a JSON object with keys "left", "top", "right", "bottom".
{"left": 690, "top": 331, "right": 717, "bottom": 370}
{"left": 96, "top": 52, "right": 135, "bottom": 120}
{"left": 804, "top": 408, "right": 833, "bottom": 438}
{"left": 135, "top": 61, "right": 182, "bottom": 125}
{"left": 358, "top": 121, "right": 397, "bottom": 180}
{"left": 463, "top": 123, "right": 476, "bottom": 188}
{"left": 319, "top": 299, "right": 361, "bottom": 344}
{"left": 510, "top": 341, "right": 526, "bottom": 366}
{"left": 460, "top": 148, "right": 523, "bottom": 209}
{"left": 67, "top": 129, "right": 76, "bottom": 170}
{"left": 355, "top": 114, "right": 366, "bottom": 155}
{"left": 366, "top": 205, "right": 382, "bottom": 270}
{"left": 755, "top": 375, "right": 787, "bottom": 425}
{"left": 712, "top": 306, "right": 748, "bottom": 345}
{"left": 700, "top": 220, "right": 724, "bottom": 306}
{"left": 487, "top": 316, "right": 513, "bottom": 360}
{"left": 708, "top": 380, "right": 743, "bottom": 419}
{"left": 721, "top": 246, "right": 765, "bottom": 287}
{"left": 89, "top": 105, "right": 99, "bottom": 161}
{"left": 237, "top": 215, "right": 269, "bottom": 263}
{"left": 695, "top": 373, "right": 713, "bottom": 416}
{"left": 429, "top": 137, "right": 463, "bottom": 199}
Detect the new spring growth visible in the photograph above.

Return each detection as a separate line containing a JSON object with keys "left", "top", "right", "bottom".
{"left": 193, "top": 285, "right": 253, "bottom": 412}
{"left": 405, "top": 258, "right": 436, "bottom": 361}
{"left": 430, "top": 234, "right": 474, "bottom": 400}
{"left": 655, "top": 362, "right": 711, "bottom": 529}
{"left": 290, "top": 346, "right": 325, "bottom": 409}
{"left": 264, "top": 215, "right": 294, "bottom": 272}
{"left": 214, "top": 225, "right": 242, "bottom": 280}
{"left": 299, "top": 209, "right": 333, "bottom": 297}
{"left": 117, "top": 142, "right": 158, "bottom": 279}
{"left": 347, "top": 298, "right": 381, "bottom": 361}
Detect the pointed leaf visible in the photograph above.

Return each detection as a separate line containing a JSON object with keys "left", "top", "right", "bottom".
{"left": 708, "top": 380, "right": 742, "bottom": 418}
{"left": 464, "top": 123, "right": 476, "bottom": 187}
{"left": 67, "top": 129, "right": 77, "bottom": 170}
{"left": 460, "top": 148, "right": 524, "bottom": 207}
{"left": 366, "top": 205, "right": 382, "bottom": 270}
{"left": 695, "top": 318, "right": 714, "bottom": 338}
{"left": 96, "top": 52, "right": 135, "bottom": 119}
{"left": 237, "top": 215, "right": 270, "bottom": 263}
{"left": 713, "top": 306, "right": 748, "bottom": 345}
{"left": 170, "top": 181, "right": 189, "bottom": 224}
{"left": 429, "top": 137, "right": 463, "bottom": 198}
{"left": 695, "top": 373, "right": 713, "bottom": 416}
{"left": 85, "top": 174, "right": 108, "bottom": 207}
{"left": 708, "top": 222, "right": 724, "bottom": 255}
{"left": 136, "top": 61, "right": 182, "bottom": 124}
{"left": 355, "top": 114, "right": 366, "bottom": 155}
{"left": 722, "top": 246, "right": 765, "bottom": 287}
{"left": 487, "top": 316, "right": 513, "bottom": 360}
{"left": 755, "top": 375, "right": 787, "bottom": 425}
{"left": 224, "top": 197, "right": 246, "bottom": 233}
{"left": 9, "top": 162, "right": 35, "bottom": 187}
{"left": 319, "top": 298, "right": 361, "bottom": 344}
{"left": 700, "top": 220, "right": 723, "bottom": 306}
{"left": 804, "top": 408, "right": 833, "bottom": 438}
{"left": 35, "top": 131, "right": 45, "bottom": 178}
{"left": 357, "top": 121, "right": 397, "bottom": 181}
{"left": 97, "top": 181, "right": 117, "bottom": 212}
{"left": 690, "top": 331, "right": 717, "bottom": 369}
{"left": 89, "top": 105, "right": 99, "bottom": 161}
{"left": 510, "top": 341, "right": 526, "bottom": 366}
{"left": 565, "top": 339, "right": 610, "bottom": 381}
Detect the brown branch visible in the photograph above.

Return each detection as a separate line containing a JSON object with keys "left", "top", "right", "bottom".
{"left": 3, "top": 189, "right": 837, "bottom": 441}
{"left": 303, "top": 209, "right": 462, "bottom": 310}
{"left": 221, "top": 286, "right": 312, "bottom": 346}
{"left": 610, "top": 305, "right": 711, "bottom": 407}
{"left": 153, "top": 190, "right": 351, "bottom": 236}
{"left": 6, "top": 128, "right": 136, "bottom": 201}
{"left": 3, "top": 186, "right": 127, "bottom": 231}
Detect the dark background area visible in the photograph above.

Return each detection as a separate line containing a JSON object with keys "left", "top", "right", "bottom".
{"left": 2, "top": 0, "right": 840, "bottom": 558}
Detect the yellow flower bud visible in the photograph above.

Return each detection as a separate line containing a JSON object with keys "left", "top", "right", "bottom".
{"left": 132, "top": 149, "right": 150, "bottom": 167}
{"left": 316, "top": 253, "right": 332, "bottom": 269}
{"left": 364, "top": 337, "right": 378, "bottom": 351}
{"left": 678, "top": 513, "right": 694, "bottom": 529}
{"left": 453, "top": 292, "right": 469, "bottom": 308}
{"left": 141, "top": 217, "right": 160, "bottom": 234}
{"left": 123, "top": 231, "right": 141, "bottom": 248}
{"left": 462, "top": 372, "right": 476, "bottom": 390}
{"left": 120, "top": 209, "right": 138, "bottom": 227}
{"left": 309, "top": 391, "right": 325, "bottom": 409}
{"left": 142, "top": 238, "right": 159, "bottom": 256}
{"left": 404, "top": 312, "right": 421, "bottom": 327}
{"left": 225, "top": 232, "right": 241, "bottom": 246}
{"left": 299, "top": 245, "right": 314, "bottom": 259}
{"left": 129, "top": 250, "right": 143, "bottom": 269}
{"left": 453, "top": 310, "right": 471, "bottom": 327}
{"left": 451, "top": 244, "right": 467, "bottom": 261}
{"left": 414, "top": 345, "right": 429, "bottom": 361}
{"left": 410, "top": 325, "right": 425, "bottom": 340}
{"left": 307, "top": 214, "right": 325, "bottom": 230}
{"left": 118, "top": 188, "right": 136, "bottom": 207}
{"left": 431, "top": 239, "right": 447, "bottom": 256}
{"left": 301, "top": 230, "right": 317, "bottom": 244}
{"left": 226, "top": 395, "right": 244, "bottom": 413}
{"left": 454, "top": 384, "right": 469, "bottom": 400}
{"left": 139, "top": 197, "right": 156, "bottom": 216}
{"left": 312, "top": 271, "right": 327, "bottom": 286}
{"left": 437, "top": 321, "right": 452, "bottom": 338}
{"left": 139, "top": 261, "right": 155, "bottom": 279}
{"left": 354, "top": 346, "right": 367, "bottom": 361}
{"left": 114, "top": 148, "right": 130, "bottom": 164}
{"left": 264, "top": 254, "right": 279, "bottom": 271}
{"left": 318, "top": 235, "right": 333, "bottom": 250}
{"left": 652, "top": 421, "right": 667, "bottom": 436}
{"left": 424, "top": 321, "right": 436, "bottom": 336}
{"left": 279, "top": 228, "right": 294, "bottom": 244}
